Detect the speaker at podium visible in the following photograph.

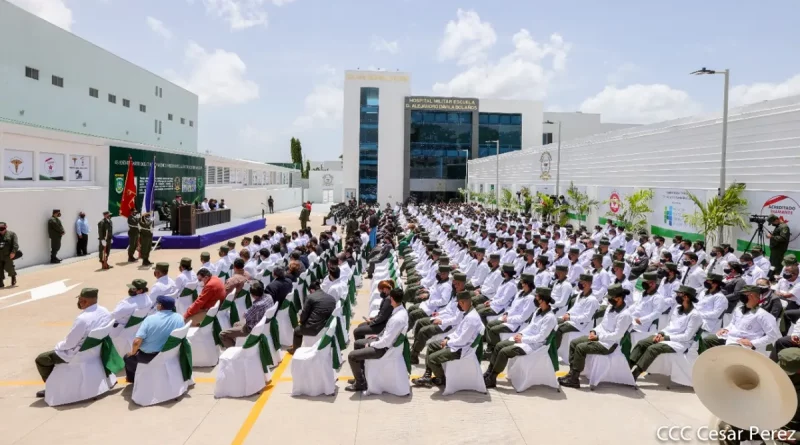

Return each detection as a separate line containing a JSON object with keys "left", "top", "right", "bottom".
{"left": 178, "top": 204, "right": 196, "bottom": 235}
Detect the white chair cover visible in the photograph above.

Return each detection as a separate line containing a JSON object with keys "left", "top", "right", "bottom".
{"left": 582, "top": 347, "right": 637, "bottom": 389}
{"left": 233, "top": 289, "right": 251, "bottom": 325}
{"left": 507, "top": 343, "right": 560, "bottom": 392}
{"left": 45, "top": 322, "right": 119, "bottom": 407}
{"left": 214, "top": 316, "right": 273, "bottom": 398}
{"left": 647, "top": 338, "right": 700, "bottom": 388}
{"left": 176, "top": 281, "right": 199, "bottom": 315}
{"left": 187, "top": 301, "right": 221, "bottom": 367}
{"left": 291, "top": 319, "right": 339, "bottom": 397}
{"left": 131, "top": 322, "right": 193, "bottom": 406}
{"left": 217, "top": 291, "right": 237, "bottom": 331}
{"left": 365, "top": 330, "right": 410, "bottom": 396}
{"left": 557, "top": 330, "right": 587, "bottom": 364}
{"left": 111, "top": 307, "right": 150, "bottom": 357}
{"left": 276, "top": 300, "right": 298, "bottom": 348}
{"left": 442, "top": 326, "right": 487, "bottom": 395}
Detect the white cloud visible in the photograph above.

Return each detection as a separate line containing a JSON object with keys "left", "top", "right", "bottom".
{"left": 432, "top": 30, "right": 571, "bottom": 100}
{"left": 437, "top": 9, "right": 496, "bottom": 65}
{"left": 239, "top": 124, "right": 274, "bottom": 146}
{"left": 145, "top": 16, "right": 172, "bottom": 42}
{"left": 197, "top": 0, "right": 268, "bottom": 30}
{"left": 271, "top": 0, "right": 296, "bottom": 5}
{"left": 606, "top": 62, "right": 639, "bottom": 85}
{"left": 9, "top": 0, "right": 73, "bottom": 31}
{"left": 579, "top": 84, "right": 702, "bottom": 124}
{"left": 167, "top": 41, "right": 260, "bottom": 105}
{"left": 370, "top": 36, "right": 400, "bottom": 54}
{"left": 730, "top": 74, "right": 800, "bottom": 107}
{"left": 292, "top": 84, "right": 344, "bottom": 129}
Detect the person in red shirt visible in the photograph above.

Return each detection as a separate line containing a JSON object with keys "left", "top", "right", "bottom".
{"left": 184, "top": 268, "right": 226, "bottom": 326}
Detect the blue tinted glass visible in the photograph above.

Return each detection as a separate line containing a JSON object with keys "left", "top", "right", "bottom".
{"left": 435, "top": 112, "right": 447, "bottom": 123}
{"left": 499, "top": 114, "right": 511, "bottom": 125}
{"left": 411, "top": 111, "right": 423, "bottom": 123}
{"left": 488, "top": 114, "right": 499, "bottom": 124}
{"left": 460, "top": 113, "right": 472, "bottom": 124}
{"left": 423, "top": 112, "right": 435, "bottom": 123}
{"left": 359, "top": 87, "right": 379, "bottom": 202}
{"left": 511, "top": 114, "right": 522, "bottom": 125}
{"left": 409, "top": 111, "right": 473, "bottom": 180}
{"left": 479, "top": 113, "right": 488, "bottom": 124}
{"left": 447, "top": 112, "right": 459, "bottom": 124}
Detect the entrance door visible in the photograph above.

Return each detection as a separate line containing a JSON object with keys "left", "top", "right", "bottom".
{"left": 322, "top": 189, "right": 333, "bottom": 203}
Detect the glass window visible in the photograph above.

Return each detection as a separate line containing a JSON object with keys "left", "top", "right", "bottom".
{"left": 499, "top": 114, "right": 511, "bottom": 125}
{"left": 411, "top": 111, "right": 423, "bottom": 123}
{"left": 447, "top": 112, "right": 460, "bottom": 124}
{"left": 479, "top": 113, "right": 488, "bottom": 125}
{"left": 488, "top": 114, "right": 499, "bottom": 124}
{"left": 409, "top": 111, "right": 472, "bottom": 180}
{"left": 359, "top": 87, "right": 379, "bottom": 203}
{"left": 434, "top": 112, "right": 447, "bottom": 123}
{"left": 423, "top": 112, "right": 436, "bottom": 123}
{"left": 511, "top": 115, "right": 522, "bottom": 125}
{"left": 360, "top": 87, "right": 379, "bottom": 107}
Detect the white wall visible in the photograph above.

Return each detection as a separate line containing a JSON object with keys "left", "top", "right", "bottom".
{"left": 543, "top": 111, "right": 638, "bottom": 145}
{"left": 307, "top": 170, "right": 343, "bottom": 203}
{"left": 342, "top": 70, "right": 411, "bottom": 204}
{"left": 481, "top": 99, "right": 543, "bottom": 151}
{"left": 208, "top": 185, "right": 302, "bottom": 218}
{"left": 0, "top": 0, "right": 198, "bottom": 153}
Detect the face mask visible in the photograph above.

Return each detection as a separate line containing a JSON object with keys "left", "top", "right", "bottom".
{"left": 710, "top": 252, "right": 717, "bottom": 257}
{"left": 626, "top": 236, "right": 633, "bottom": 241}
{"left": 678, "top": 246, "right": 686, "bottom": 251}
{"left": 675, "top": 296, "right": 684, "bottom": 306}
{"left": 723, "top": 268, "right": 732, "bottom": 274}
{"left": 783, "top": 273, "right": 794, "bottom": 280}
{"left": 656, "top": 241, "right": 663, "bottom": 246}
{"left": 458, "top": 305, "right": 466, "bottom": 312}
{"left": 657, "top": 269, "right": 667, "bottom": 279}
{"left": 739, "top": 293, "right": 751, "bottom": 305}
{"left": 517, "top": 282, "right": 523, "bottom": 290}
{"left": 76, "top": 302, "right": 82, "bottom": 310}
{"left": 128, "top": 289, "right": 138, "bottom": 297}
{"left": 759, "top": 286, "right": 770, "bottom": 294}
{"left": 682, "top": 260, "right": 692, "bottom": 267}
{"left": 703, "top": 281, "right": 712, "bottom": 290}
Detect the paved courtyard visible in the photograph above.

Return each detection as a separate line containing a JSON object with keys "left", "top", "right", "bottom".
{"left": 0, "top": 204, "right": 711, "bottom": 445}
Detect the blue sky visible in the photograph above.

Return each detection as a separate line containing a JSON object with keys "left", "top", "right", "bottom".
{"left": 11, "top": 0, "right": 800, "bottom": 162}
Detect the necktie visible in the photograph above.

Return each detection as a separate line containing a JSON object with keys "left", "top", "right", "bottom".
{"left": 682, "top": 268, "right": 689, "bottom": 284}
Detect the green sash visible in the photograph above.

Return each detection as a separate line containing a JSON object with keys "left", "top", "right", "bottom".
{"left": 220, "top": 298, "right": 240, "bottom": 325}
{"left": 124, "top": 314, "right": 146, "bottom": 329}
{"left": 620, "top": 331, "right": 632, "bottom": 362}
{"left": 161, "top": 335, "right": 193, "bottom": 382}
{"left": 293, "top": 289, "right": 302, "bottom": 311}
{"left": 348, "top": 279, "right": 356, "bottom": 305}
{"left": 694, "top": 329, "right": 707, "bottom": 354}
{"left": 302, "top": 281, "right": 309, "bottom": 299}
{"left": 236, "top": 289, "right": 252, "bottom": 309}
{"left": 199, "top": 312, "right": 222, "bottom": 345}
{"left": 471, "top": 333, "right": 484, "bottom": 362}
{"left": 334, "top": 316, "right": 347, "bottom": 350}
{"left": 243, "top": 333, "right": 274, "bottom": 372}
{"left": 262, "top": 269, "right": 272, "bottom": 280}
{"left": 393, "top": 334, "right": 412, "bottom": 373}
{"left": 181, "top": 287, "right": 199, "bottom": 302}
{"left": 317, "top": 332, "right": 341, "bottom": 369}
{"left": 279, "top": 299, "right": 298, "bottom": 328}
{"left": 79, "top": 335, "right": 124, "bottom": 376}
{"left": 219, "top": 271, "right": 230, "bottom": 281}
{"left": 545, "top": 331, "right": 559, "bottom": 371}
{"left": 268, "top": 316, "right": 281, "bottom": 350}
{"left": 342, "top": 298, "right": 352, "bottom": 331}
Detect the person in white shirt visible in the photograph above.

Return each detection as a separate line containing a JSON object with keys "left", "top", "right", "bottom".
{"left": 739, "top": 253, "right": 767, "bottom": 285}
{"left": 483, "top": 274, "right": 537, "bottom": 352}
{"left": 578, "top": 238, "right": 597, "bottom": 269}
{"left": 407, "top": 265, "right": 452, "bottom": 330}
{"left": 559, "top": 284, "right": 633, "bottom": 389}
{"left": 695, "top": 273, "right": 732, "bottom": 334}
{"left": 749, "top": 246, "right": 771, "bottom": 274}
{"left": 630, "top": 285, "right": 703, "bottom": 381}
{"left": 649, "top": 236, "right": 666, "bottom": 267}
{"left": 483, "top": 287, "right": 558, "bottom": 388}
{"left": 567, "top": 247, "right": 586, "bottom": 286}
{"left": 553, "top": 274, "right": 600, "bottom": 351}
{"left": 476, "top": 264, "right": 518, "bottom": 324}
{"left": 112, "top": 279, "right": 152, "bottom": 327}
{"left": 240, "top": 249, "right": 258, "bottom": 278}
{"left": 533, "top": 255, "right": 553, "bottom": 289}
{"left": 344, "top": 287, "right": 408, "bottom": 392}
{"left": 472, "top": 253, "right": 502, "bottom": 304}
{"left": 226, "top": 241, "right": 238, "bottom": 264}
{"left": 679, "top": 252, "right": 706, "bottom": 293}
{"left": 173, "top": 257, "right": 199, "bottom": 298}
{"left": 699, "top": 284, "right": 781, "bottom": 353}
{"left": 148, "top": 262, "right": 178, "bottom": 312}
{"left": 624, "top": 233, "right": 639, "bottom": 256}
{"left": 693, "top": 241, "right": 708, "bottom": 267}
{"left": 34, "top": 288, "right": 113, "bottom": 398}
{"left": 549, "top": 243, "right": 570, "bottom": 272}
{"left": 775, "top": 264, "right": 800, "bottom": 325}
{"left": 550, "top": 265, "right": 573, "bottom": 315}
{"left": 215, "top": 245, "right": 233, "bottom": 280}
{"left": 589, "top": 254, "right": 612, "bottom": 298}
{"left": 628, "top": 272, "right": 663, "bottom": 334}
{"left": 201, "top": 198, "right": 211, "bottom": 212}
{"left": 704, "top": 245, "right": 727, "bottom": 276}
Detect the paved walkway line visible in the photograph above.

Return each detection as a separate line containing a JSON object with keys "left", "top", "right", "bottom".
{"left": 0, "top": 376, "right": 217, "bottom": 386}
{"left": 229, "top": 354, "right": 293, "bottom": 445}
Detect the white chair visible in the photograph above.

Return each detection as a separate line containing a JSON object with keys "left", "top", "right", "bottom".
{"left": 233, "top": 288, "right": 251, "bottom": 324}
{"left": 332, "top": 302, "right": 348, "bottom": 350}
{"left": 442, "top": 326, "right": 487, "bottom": 395}
{"left": 582, "top": 345, "right": 637, "bottom": 390}
{"left": 176, "top": 282, "right": 199, "bottom": 315}
{"left": 276, "top": 299, "right": 299, "bottom": 348}
{"left": 131, "top": 322, "right": 193, "bottom": 406}
{"left": 365, "top": 330, "right": 411, "bottom": 396}
{"left": 507, "top": 338, "right": 560, "bottom": 392}
{"left": 217, "top": 291, "right": 237, "bottom": 331}
{"left": 214, "top": 317, "right": 273, "bottom": 398}
{"left": 647, "top": 342, "right": 698, "bottom": 389}
{"left": 259, "top": 267, "right": 273, "bottom": 288}
{"left": 45, "top": 322, "right": 121, "bottom": 407}
{"left": 187, "top": 301, "right": 221, "bottom": 367}
{"left": 558, "top": 330, "right": 588, "bottom": 364}
{"left": 111, "top": 307, "right": 150, "bottom": 357}
{"left": 291, "top": 319, "right": 339, "bottom": 397}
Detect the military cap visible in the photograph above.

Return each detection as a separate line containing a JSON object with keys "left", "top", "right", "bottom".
{"left": 520, "top": 273, "right": 534, "bottom": 283}
{"left": 452, "top": 272, "right": 467, "bottom": 283}
{"left": 779, "top": 348, "right": 800, "bottom": 374}
{"left": 739, "top": 253, "right": 753, "bottom": 262}
{"left": 535, "top": 287, "right": 554, "bottom": 302}
{"left": 665, "top": 262, "right": 678, "bottom": 272}
{"left": 613, "top": 260, "right": 626, "bottom": 269}
{"left": 569, "top": 247, "right": 580, "bottom": 254}
{"left": 579, "top": 273, "right": 594, "bottom": 282}
{"left": 614, "top": 248, "right": 626, "bottom": 256}
{"left": 475, "top": 247, "right": 486, "bottom": 254}
{"left": 457, "top": 290, "right": 473, "bottom": 301}
{"left": 537, "top": 255, "right": 550, "bottom": 264}
{"left": 438, "top": 264, "right": 451, "bottom": 273}
{"left": 599, "top": 238, "right": 611, "bottom": 246}
{"left": 426, "top": 242, "right": 437, "bottom": 248}
{"left": 525, "top": 248, "right": 536, "bottom": 256}
{"left": 607, "top": 284, "right": 626, "bottom": 297}
{"left": 555, "top": 265, "right": 569, "bottom": 273}
{"left": 219, "top": 245, "right": 230, "bottom": 253}
{"left": 517, "top": 243, "right": 527, "bottom": 250}
{"left": 533, "top": 233, "right": 541, "bottom": 239}
{"left": 768, "top": 214, "right": 780, "bottom": 223}
{"left": 741, "top": 284, "right": 761, "bottom": 295}
{"left": 540, "top": 238, "right": 550, "bottom": 243}
{"left": 555, "top": 242, "right": 565, "bottom": 249}
{"left": 432, "top": 248, "right": 442, "bottom": 256}
{"left": 501, "top": 264, "right": 516, "bottom": 274}
{"left": 179, "top": 257, "right": 192, "bottom": 268}
{"left": 155, "top": 262, "right": 170, "bottom": 273}
{"left": 489, "top": 253, "right": 501, "bottom": 261}
{"left": 126, "top": 279, "right": 148, "bottom": 290}
{"left": 642, "top": 272, "right": 658, "bottom": 282}
{"left": 439, "top": 257, "right": 450, "bottom": 265}
{"left": 676, "top": 285, "right": 697, "bottom": 298}
{"left": 505, "top": 237, "right": 514, "bottom": 243}
{"left": 784, "top": 254, "right": 798, "bottom": 266}
{"left": 227, "top": 240, "right": 236, "bottom": 247}
{"left": 592, "top": 253, "right": 604, "bottom": 262}
{"left": 706, "top": 272, "right": 724, "bottom": 282}
{"left": 78, "top": 288, "right": 98, "bottom": 298}
{"left": 465, "top": 283, "right": 476, "bottom": 292}
{"left": 750, "top": 246, "right": 764, "bottom": 254}
{"left": 102, "top": 211, "right": 110, "bottom": 215}
{"left": 200, "top": 251, "right": 211, "bottom": 260}
{"left": 242, "top": 236, "right": 252, "bottom": 242}
{"left": 52, "top": 208, "right": 60, "bottom": 213}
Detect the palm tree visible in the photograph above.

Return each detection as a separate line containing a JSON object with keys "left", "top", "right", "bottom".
{"left": 606, "top": 189, "right": 654, "bottom": 232}
{"left": 533, "top": 193, "right": 568, "bottom": 223}
{"left": 683, "top": 182, "right": 748, "bottom": 245}
{"left": 499, "top": 188, "right": 518, "bottom": 210}
{"left": 566, "top": 181, "right": 599, "bottom": 222}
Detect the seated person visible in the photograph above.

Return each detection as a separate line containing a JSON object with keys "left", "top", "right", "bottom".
{"left": 353, "top": 280, "right": 394, "bottom": 341}
{"left": 112, "top": 279, "right": 151, "bottom": 327}
{"left": 123, "top": 296, "right": 185, "bottom": 384}
{"left": 409, "top": 276, "right": 469, "bottom": 364}
{"left": 288, "top": 280, "right": 336, "bottom": 353}
{"left": 483, "top": 287, "right": 557, "bottom": 388}
{"left": 699, "top": 285, "right": 781, "bottom": 353}
{"left": 219, "top": 281, "right": 274, "bottom": 348}
{"left": 34, "top": 288, "right": 111, "bottom": 398}
{"left": 629, "top": 285, "right": 703, "bottom": 381}
{"left": 225, "top": 258, "right": 252, "bottom": 296}
{"left": 553, "top": 274, "right": 600, "bottom": 351}
{"left": 412, "top": 290, "right": 483, "bottom": 388}
{"left": 558, "top": 284, "right": 633, "bottom": 389}
{"left": 344, "top": 288, "right": 408, "bottom": 392}
{"left": 266, "top": 266, "right": 295, "bottom": 309}
{"left": 407, "top": 265, "right": 452, "bottom": 331}
{"left": 476, "top": 264, "right": 518, "bottom": 325}
{"left": 184, "top": 268, "right": 226, "bottom": 326}
{"left": 484, "top": 274, "right": 536, "bottom": 354}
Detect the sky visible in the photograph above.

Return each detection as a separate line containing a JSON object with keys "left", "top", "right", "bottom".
{"left": 9, "top": 0, "right": 800, "bottom": 163}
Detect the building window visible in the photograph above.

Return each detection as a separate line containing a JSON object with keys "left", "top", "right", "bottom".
{"left": 168, "top": 114, "right": 173, "bottom": 121}
{"left": 89, "top": 88, "right": 99, "bottom": 98}
{"left": 409, "top": 111, "right": 472, "bottom": 181}
{"left": 25, "top": 66, "right": 39, "bottom": 80}
{"left": 189, "top": 120, "right": 194, "bottom": 127}
{"left": 140, "top": 104, "right": 146, "bottom": 113}
{"left": 477, "top": 113, "right": 523, "bottom": 157}
{"left": 123, "top": 99, "right": 130, "bottom": 108}
{"left": 358, "top": 87, "right": 380, "bottom": 203}
{"left": 216, "top": 167, "right": 224, "bottom": 184}
{"left": 155, "top": 120, "right": 158, "bottom": 134}
{"left": 180, "top": 118, "right": 186, "bottom": 125}
{"left": 542, "top": 132, "right": 553, "bottom": 145}
{"left": 222, "top": 167, "right": 230, "bottom": 184}
{"left": 158, "top": 120, "right": 162, "bottom": 134}
{"left": 207, "top": 166, "right": 216, "bottom": 185}
{"left": 155, "top": 86, "right": 163, "bottom": 97}
{"left": 108, "top": 94, "right": 116, "bottom": 104}
{"left": 51, "top": 75, "right": 63, "bottom": 87}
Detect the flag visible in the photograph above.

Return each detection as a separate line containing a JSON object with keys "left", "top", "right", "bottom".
{"left": 119, "top": 156, "right": 137, "bottom": 217}
{"left": 142, "top": 156, "right": 156, "bottom": 213}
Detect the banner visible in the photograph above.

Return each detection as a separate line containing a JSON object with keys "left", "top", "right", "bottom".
{"left": 4, "top": 149, "right": 34, "bottom": 181}
{"left": 596, "top": 186, "right": 634, "bottom": 224}
{"left": 108, "top": 146, "right": 205, "bottom": 216}
{"left": 40, "top": 152, "right": 65, "bottom": 180}
{"left": 649, "top": 188, "right": 705, "bottom": 241}
{"left": 736, "top": 191, "right": 800, "bottom": 255}
{"left": 69, "top": 155, "right": 92, "bottom": 181}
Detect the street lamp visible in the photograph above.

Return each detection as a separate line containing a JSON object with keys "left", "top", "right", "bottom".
{"left": 691, "top": 67, "right": 730, "bottom": 243}
{"left": 486, "top": 140, "right": 500, "bottom": 209}
{"left": 543, "top": 120, "right": 562, "bottom": 196}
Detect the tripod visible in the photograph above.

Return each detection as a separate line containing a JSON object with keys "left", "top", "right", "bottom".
{"left": 744, "top": 222, "right": 769, "bottom": 253}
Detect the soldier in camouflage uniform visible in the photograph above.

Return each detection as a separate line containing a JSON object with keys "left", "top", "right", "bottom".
{"left": 98, "top": 211, "right": 113, "bottom": 270}
{"left": 768, "top": 214, "right": 791, "bottom": 280}
{"left": 0, "top": 222, "right": 19, "bottom": 287}
{"left": 47, "top": 209, "right": 64, "bottom": 264}
{"left": 139, "top": 212, "right": 154, "bottom": 267}
{"left": 127, "top": 209, "right": 140, "bottom": 263}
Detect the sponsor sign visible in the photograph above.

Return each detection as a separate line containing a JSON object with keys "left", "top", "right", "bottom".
{"left": 69, "top": 155, "right": 91, "bottom": 181}
{"left": 4, "top": 149, "right": 33, "bottom": 180}
{"left": 40, "top": 152, "right": 65, "bottom": 180}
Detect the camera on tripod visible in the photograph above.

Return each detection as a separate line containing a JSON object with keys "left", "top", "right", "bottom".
{"left": 749, "top": 214, "right": 768, "bottom": 225}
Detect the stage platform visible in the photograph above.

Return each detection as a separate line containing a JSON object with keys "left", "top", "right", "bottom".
{"left": 111, "top": 216, "right": 266, "bottom": 250}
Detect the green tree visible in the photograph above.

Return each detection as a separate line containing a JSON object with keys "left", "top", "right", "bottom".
{"left": 682, "top": 182, "right": 749, "bottom": 246}
{"left": 533, "top": 193, "right": 568, "bottom": 223}
{"left": 499, "top": 188, "right": 518, "bottom": 210}
{"left": 304, "top": 160, "right": 311, "bottom": 179}
{"left": 290, "top": 137, "right": 304, "bottom": 171}
{"left": 566, "top": 182, "right": 599, "bottom": 222}
{"left": 605, "top": 189, "right": 654, "bottom": 232}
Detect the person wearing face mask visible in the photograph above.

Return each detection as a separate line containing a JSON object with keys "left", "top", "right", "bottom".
{"left": 668, "top": 235, "right": 684, "bottom": 262}
{"left": 623, "top": 232, "right": 639, "bottom": 256}
{"left": 629, "top": 246, "right": 649, "bottom": 278}
{"left": 34, "top": 288, "right": 112, "bottom": 398}
{"left": 533, "top": 255, "right": 553, "bottom": 289}
{"left": 692, "top": 241, "right": 707, "bottom": 267}
{"left": 704, "top": 245, "right": 727, "bottom": 276}
{"left": 467, "top": 248, "right": 488, "bottom": 284}
{"left": 579, "top": 238, "right": 597, "bottom": 269}
{"left": 550, "top": 265, "right": 573, "bottom": 315}
{"left": 148, "top": 262, "right": 177, "bottom": 314}
{"left": 739, "top": 253, "right": 767, "bottom": 286}
{"left": 477, "top": 264, "right": 518, "bottom": 326}
{"left": 629, "top": 285, "right": 703, "bottom": 382}
{"left": 754, "top": 277, "right": 784, "bottom": 323}
{"left": 776, "top": 265, "right": 800, "bottom": 325}
{"left": 112, "top": 279, "right": 152, "bottom": 327}
{"left": 409, "top": 274, "right": 469, "bottom": 364}
{"left": 0, "top": 222, "right": 19, "bottom": 288}
{"left": 679, "top": 252, "right": 705, "bottom": 293}
{"left": 291, "top": 280, "right": 336, "bottom": 352}
{"left": 549, "top": 242, "right": 569, "bottom": 272}
{"left": 47, "top": 209, "right": 65, "bottom": 264}
{"left": 483, "top": 274, "right": 538, "bottom": 354}
{"left": 609, "top": 248, "right": 631, "bottom": 275}
{"left": 749, "top": 247, "right": 771, "bottom": 274}
{"left": 611, "top": 261, "right": 634, "bottom": 301}
{"left": 407, "top": 265, "right": 452, "bottom": 331}
{"left": 98, "top": 211, "right": 114, "bottom": 270}
{"left": 559, "top": 284, "right": 633, "bottom": 389}
{"left": 722, "top": 261, "right": 747, "bottom": 312}
{"left": 521, "top": 249, "right": 537, "bottom": 275}
{"left": 694, "top": 273, "right": 729, "bottom": 334}
{"left": 483, "top": 287, "right": 557, "bottom": 388}
{"left": 472, "top": 253, "right": 502, "bottom": 305}
{"left": 767, "top": 214, "right": 791, "bottom": 280}
{"left": 184, "top": 268, "right": 225, "bottom": 326}
{"left": 554, "top": 274, "right": 599, "bottom": 351}
{"left": 590, "top": 253, "right": 612, "bottom": 298}
{"left": 75, "top": 211, "right": 90, "bottom": 257}
{"left": 607, "top": 228, "right": 622, "bottom": 251}
{"left": 649, "top": 236, "right": 666, "bottom": 268}
{"left": 698, "top": 285, "right": 781, "bottom": 353}
{"left": 566, "top": 247, "right": 586, "bottom": 286}
{"left": 628, "top": 272, "right": 663, "bottom": 333}
{"left": 721, "top": 243, "right": 738, "bottom": 265}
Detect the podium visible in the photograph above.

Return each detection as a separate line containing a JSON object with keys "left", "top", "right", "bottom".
{"left": 177, "top": 205, "right": 196, "bottom": 236}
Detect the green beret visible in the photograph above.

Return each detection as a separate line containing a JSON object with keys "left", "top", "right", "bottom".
{"left": 525, "top": 249, "right": 536, "bottom": 256}
{"left": 741, "top": 284, "right": 761, "bottom": 294}
{"left": 569, "top": 247, "right": 580, "bottom": 254}
{"left": 579, "top": 273, "right": 593, "bottom": 282}
{"left": 520, "top": 273, "right": 534, "bottom": 283}
{"left": 180, "top": 257, "right": 192, "bottom": 268}
{"left": 592, "top": 253, "right": 604, "bottom": 261}
{"left": 642, "top": 272, "right": 658, "bottom": 282}
{"left": 706, "top": 273, "right": 724, "bottom": 282}
{"left": 784, "top": 254, "right": 798, "bottom": 266}
{"left": 555, "top": 243, "right": 565, "bottom": 249}
{"left": 489, "top": 253, "right": 501, "bottom": 261}
{"left": 155, "top": 262, "right": 169, "bottom": 273}
{"left": 768, "top": 214, "right": 780, "bottom": 223}
{"left": 438, "top": 264, "right": 451, "bottom": 273}
{"left": 432, "top": 249, "right": 442, "bottom": 256}
{"left": 613, "top": 260, "right": 625, "bottom": 269}
{"left": 456, "top": 290, "right": 473, "bottom": 301}
{"left": 535, "top": 287, "right": 552, "bottom": 298}
{"left": 537, "top": 255, "right": 549, "bottom": 264}
{"left": 665, "top": 262, "right": 678, "bottom": 272}
{"left": 78, "top": 288, "right": 98, "bottom": 299}
{"left": 555, "top": 265, "right": 568, "bottom": 272}
{"left": 452, "top": 272, "right": 467, "bottom": 283}
{"left": 227, "top": 240, "right": 236, "bottom": 247}
{"left": 126, "top": 279, "right": 147, "bottom": 290}
{"left": 779, "top": 348, "right": 800, "bottom": 374}
{"left": 607, "top": 284, "right": 625, "bottom": 297}
{"left": 465, "top": 283, "right": 476, "bottom": 292}
{"left": 502, "top": 264, "right": 516, "bottom": 274}
{"left": 200, "top": 251, "right": 211, "bottom": 260}
{"left": 614, "top": 248, "right": 626, "bottom": 255}
{"left": 438, "top": 257, "right": 450, "bottom": 265}
{"left": 676, "top": 285, "right": 697, "bottom": 297}
{"left": 475, "top": 247, "right": 486, "bottom": 254}
{"left": 219, "top": 245, "right": 230, "bottom": 253}
{"left": 599, "top": 238, "right": 610, "bottom": 246}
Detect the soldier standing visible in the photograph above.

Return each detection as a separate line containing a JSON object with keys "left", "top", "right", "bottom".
{"left": 299, "top": 203, "right": 310, "bottom": 230}
{"left": 98, "top": 211, "right": 113, "bottom": 270}
{"left": 127, "top": 209, "right": 140, "bottom": 262}
{"left": 139, "top": 212, "right": 154, "bottom": 267}
{"left": 768, "top": 214, "right": 791, "bottom": 280}
{"left": 47, "top": 209, "right": 65, "bottom": 264}
{"left": 0, "top": 222, "right": 19, "bottom": 287}
{"left": 170, "top": 194, "right": 183, "bottom": 235}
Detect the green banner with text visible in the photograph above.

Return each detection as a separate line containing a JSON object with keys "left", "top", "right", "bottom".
{"left": 108, "top": 146, "right": 205, "bottom": 216}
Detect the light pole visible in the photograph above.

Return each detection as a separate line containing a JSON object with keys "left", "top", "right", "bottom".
{"left": 691, "top": 67, "right": 730, "bottom": 243}
{"left": 460, "top": 148, "right": 470, "bottom": 203}
{"left": 543, "top": 120, "right": 562, "bottom": 196}
{"left": 486, "top": 140, "right": 500, "bottom": 209}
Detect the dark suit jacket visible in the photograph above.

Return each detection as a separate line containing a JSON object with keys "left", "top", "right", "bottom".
{"left": 265, "top": 276, "right": 294, "bottom": 308}
{"left": 299, "top": 290, "right": 337, "bottom": 334}
{"left": 369, "top": 294, "right": 393, "bottom": 332}
{"left": 723, "top": 276, "right": 746, "bottom": 313}
{"left": 760, "top": 291, "right": 784, "bottom": 320}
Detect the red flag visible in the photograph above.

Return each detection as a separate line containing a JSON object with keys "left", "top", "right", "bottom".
{"left": 119, "top": 156, "right": 137, "bottom": 217}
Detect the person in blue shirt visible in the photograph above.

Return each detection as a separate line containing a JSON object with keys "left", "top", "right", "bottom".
{"left": 75, "top": 212, "right": 90, "bottom": 256}
{"left": 123, "top": 295, "right": 185, "bottom": 383}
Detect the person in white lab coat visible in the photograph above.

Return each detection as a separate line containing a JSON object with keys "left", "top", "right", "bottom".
{"left": 559, "top": 284, "right": 633, "bottom": 389}
{"left": 483, "top": 274, "right": 537, "bottom": 353}
{"left": 739, "top": 253, "right": 767, "bottom": 285}
{"left": 477, "top": 264, "right": 518, "bottom": 324}
{"left": 695, "top": 272, "right": 732, "bottom": 334}
{"left": 698, "top": 285, "right": 781, "bottom": 353}
{"left": 483, "top": 287, "right": 557, "bottom": 388}
{"left": 679, "top": 252, "right": 706, "bottom": 293}
{"left": 629, "top": 285, "right": 703, "bottom": 381}
{"left": 111, "top": 279, "right": 152, "bottom": 327}
{"left": 472, "top": 253, "right": 502, "bottom": 305}
{"left": 34, "top": 288, "right": 113, "bottom": 397}
{"left": 553, "top": 274, "right": 599, "bottom": 351}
